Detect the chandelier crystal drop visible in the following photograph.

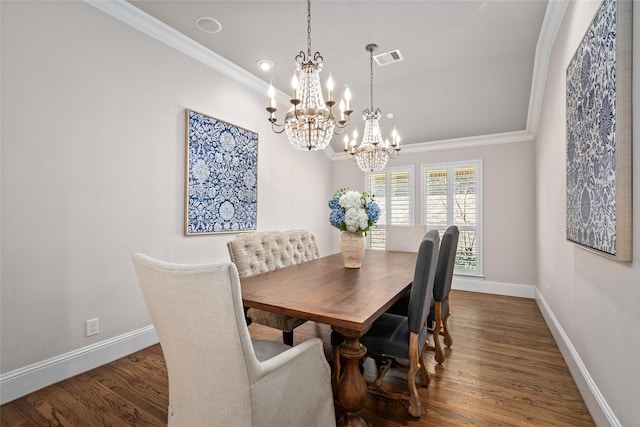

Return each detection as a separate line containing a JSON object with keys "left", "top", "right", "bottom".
{"left": 266, "top": 0, "right": 352, "bottom": 151}
{"left": 355, "top": 108, "right": 390, "bottom": 172}
{"left": 345, "top": 44, "right": 400, "bottom": 172}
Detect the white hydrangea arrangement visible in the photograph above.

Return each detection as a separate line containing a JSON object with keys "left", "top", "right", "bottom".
{"left": 328, "top": 187, "right": 381, "bottom": 235}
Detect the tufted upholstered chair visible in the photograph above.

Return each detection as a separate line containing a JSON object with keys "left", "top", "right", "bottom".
{"left": 133, "top": 254, "right": 335, "bottom": 427}
{"left": 360, "top": 230, "right": 440, "bottom": 418}
{"left": 227, "top": 229, "right": 320, "bottom": 346}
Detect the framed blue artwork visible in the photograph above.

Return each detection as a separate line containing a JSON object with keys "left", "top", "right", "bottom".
{"left": 185, "top": 109, "right": 258, "bottom": 235}
{"left": 566, "top": 0, "right": 632, "bottom": 261}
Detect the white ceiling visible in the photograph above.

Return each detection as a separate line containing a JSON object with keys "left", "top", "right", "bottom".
{"left": 125, "top": 0, "right": 549, "bottom": 153}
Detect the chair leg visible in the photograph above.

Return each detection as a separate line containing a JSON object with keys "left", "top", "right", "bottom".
{"left": 442, "top": 311, "right": 453, "bottom": 347}
{"left": 419, "top": 342, "right": 430, "bottom": 387}
{"left": 373, "top": 357, "right": 392, "bottom": 387}
{"left": 433, "top": 301, "right": 445, "bottom": 364}
{"left": 407, "top": 333, "right": 422, "bottom": 417}
{"left": 283, "top": 330, "right": 293, "bottom": 346}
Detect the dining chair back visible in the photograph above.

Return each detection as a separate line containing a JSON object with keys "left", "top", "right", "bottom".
{"left": 227, "top": 229, "right": 319, "bottom": 345}
{"left": 385, "top": 224, "right": 429, "bottom": 252}
{"left": 132, "top": 253, "right": 336, "bottom": 427}
{"left": 359, "top": 230, "right": 440, "bottom": 417}
{"left": 426, "top": 225, "right": 459, "bottom": 363}
{"left": 385, "top": 225, "right": 429, "bottom": 316}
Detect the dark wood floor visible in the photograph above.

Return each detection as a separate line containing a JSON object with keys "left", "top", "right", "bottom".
{"left": 1, "top": 290, "right": 594, "bottom": 426}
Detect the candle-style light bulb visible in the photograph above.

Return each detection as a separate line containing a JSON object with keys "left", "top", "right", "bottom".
{"left": 344, "top": 86, "right": 351, "bottom": 111}
{"left": 267, "top": 82, "right": 276, "bottom": 110}
{"left": 268, "top": 82, "right": 275, "bottom": 99}
{"left": 266, "top": 81, "right": 276, "bottom": 120}
{"left": 291, "top": 74, "right": 299, "bottom": 100}
{"left": 327, "top": 73, "right": 334, "bottom": 102}
{"left": 344, "top": 135, "right": 349, "bottom": 151}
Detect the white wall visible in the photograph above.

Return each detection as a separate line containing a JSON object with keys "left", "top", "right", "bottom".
{"left": 3, "top": 2, "right": 638, "bottom": 424}
{"left": 1, "top": 1, "right": 334, "bottom": 375}
{"left": 332, "top": 139, "right": 538, "bottom": 288}
{"left": 535, "top": 1, "right": 639, "bottom": 425}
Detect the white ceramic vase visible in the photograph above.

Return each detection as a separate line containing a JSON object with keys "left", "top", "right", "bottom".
{"left": 340, "top": 231, "right": 365, "bottom": 268}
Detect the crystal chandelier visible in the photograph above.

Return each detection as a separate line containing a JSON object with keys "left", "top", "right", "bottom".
{"left": 344, "top": 44, "right": 400, "bottom": 172}
{"left": 266, "top": 0, "right": 352, "bottom": 151}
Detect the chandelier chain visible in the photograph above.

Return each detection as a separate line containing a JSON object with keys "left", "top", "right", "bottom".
{"left": 306, "top": 0, "right": 312, "bottom": 57}
{"left": 343, "top": 43, "right": 400, "bottom": 171}
{"left": 370, "top": 48, "right": 374, "bottom": 110}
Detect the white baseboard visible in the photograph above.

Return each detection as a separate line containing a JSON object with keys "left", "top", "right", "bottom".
{"left": 0, "top": 325, "right": 158, "bottom": 405}
{"left": 535, "top": 291, "right": 620, "bottom": 427}
{"left": 452, "top": 276, "right": 536, "bottom": 298}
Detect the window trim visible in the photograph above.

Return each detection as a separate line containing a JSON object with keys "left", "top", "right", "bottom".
{"left": 421, "top": 160, "right": 483, "bottom": 277}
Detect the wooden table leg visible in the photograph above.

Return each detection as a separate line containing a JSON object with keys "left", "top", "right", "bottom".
{"left": 334, "top": 328, "right": 368, "bottom": 427}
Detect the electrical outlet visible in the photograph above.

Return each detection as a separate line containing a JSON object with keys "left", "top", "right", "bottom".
{"left": 86, "top": 318, "right": 99, "bottom": 337}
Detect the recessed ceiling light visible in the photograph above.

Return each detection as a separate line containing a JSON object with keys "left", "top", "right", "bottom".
{"left": 387, "top": 112, "right": 394, "bottom": 119}
{"left": 196, "top": 17, "right": 222, "bottom": 34}
{"left": 257, "top": 59, "right": 274, "bottom": 71}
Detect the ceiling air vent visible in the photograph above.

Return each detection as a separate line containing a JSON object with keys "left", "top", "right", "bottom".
{"left": 373, "top": 49, "right": 404, "bottom": 66}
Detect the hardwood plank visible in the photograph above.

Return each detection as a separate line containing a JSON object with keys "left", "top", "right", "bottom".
{"left": 24, "top": 385, "right": 93, "bottom": 426}
{"left": 0, "top": 398, "right": 51, "bottom": 427}
{"left": 88, "top": 363, "right": 167, "bottom": 423}
{"left": 0, "top": 290, "right": 595, "bottom": 426}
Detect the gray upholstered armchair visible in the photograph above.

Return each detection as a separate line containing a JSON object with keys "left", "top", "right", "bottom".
{"left": 132, "top": 253, "right": 335, "bottom": 427}
{"left": 425, "top": 225, "right": 459, "bottom": 363}
{"left": 360, "top": 230, "right": 440, "bottom": 418}
{"left": 385, "top": 225, "right": 429, "bottom": 316}
{"left": 227, "top": 229, "right": 320, "bottom": 346}
{"left": 386, "top": 225, "right": 460, "bottom": 363}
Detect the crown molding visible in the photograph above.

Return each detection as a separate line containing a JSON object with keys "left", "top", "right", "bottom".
{"left": 83, "top": 0, "right": 289, "bottom": 105}
{"left": 328, "top": 130, "right": 534, "bottom": 161}
{"left": 85, "top": 0, "right": 567, "bottom": 159}
{"left": 526, "top": 0, "right": 570, "bottom": 138}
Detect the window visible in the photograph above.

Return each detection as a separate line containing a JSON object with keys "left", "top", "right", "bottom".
{"left": 423, "top": 161, "right": 482, "bottom": 275}
{"left": 366, "top": 167, "right": 414, "bottom": 250}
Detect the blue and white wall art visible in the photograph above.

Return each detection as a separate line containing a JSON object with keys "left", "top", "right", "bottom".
{"left": 185, "top": 110, "right": 258, "bottom": 234}
{"left": 566, "top": 0, "right": 632, "bottom": 261}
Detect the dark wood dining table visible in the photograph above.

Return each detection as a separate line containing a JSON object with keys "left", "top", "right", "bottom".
{"left": 239, "top": 250, "right": 418, "bottom": 427}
